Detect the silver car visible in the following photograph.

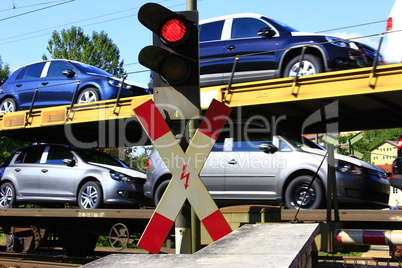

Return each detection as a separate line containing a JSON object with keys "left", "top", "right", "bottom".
{"left": 144, "top": 127, "right": 390, "bottom": 209}
{"left": 0, "top": 144, "right": 147, "bottom": 209}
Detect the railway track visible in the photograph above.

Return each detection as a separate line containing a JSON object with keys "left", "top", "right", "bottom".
{"left": 0, "top": 246, "right": 152, "bottom": 268}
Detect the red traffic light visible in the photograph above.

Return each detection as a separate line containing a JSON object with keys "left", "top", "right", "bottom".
{"left": 161, "top": 18, "right": 188, "bottom": 44}
{"left": 138, "top": 3, "right": 193, "bottom": 47}
{"left": 138, "top": 3, "right": 200, "bottom": 120}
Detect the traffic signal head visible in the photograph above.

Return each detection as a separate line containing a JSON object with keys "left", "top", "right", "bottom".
{"left": 138, "top": 3, "right": 200, "bottom": 120}
{"left": 138, "top": 3, "right": 193, "bottom": 49}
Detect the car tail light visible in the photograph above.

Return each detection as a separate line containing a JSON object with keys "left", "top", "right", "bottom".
{"left": 387, "top": 17, "right": 393, "bottom": 31}
{"left": 146, "top": 158, "right": 151, "bottom": 169}
{"left": 397, "top": 136, "right": 402, "bottom": 150}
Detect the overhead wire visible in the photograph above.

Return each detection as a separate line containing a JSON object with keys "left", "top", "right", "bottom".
{"left": 0, "top": 0, "right": 179, "bottom": 43}
{"left": 0, "top": 0, "right": 74, "bottom": 22}
{"left": 0, "top": 0, "right": 388, "bottom": 74}
{"left": 0, "top": 0, "right": 69, "bottom": 12}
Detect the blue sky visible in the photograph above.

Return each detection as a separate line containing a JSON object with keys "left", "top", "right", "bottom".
{"left": 0, "top": 0, "right": 396, "bottom": 86}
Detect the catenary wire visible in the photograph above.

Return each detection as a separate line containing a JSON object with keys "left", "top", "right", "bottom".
{"left": 0, "top": 0, "right": 74, "bottom": 22}
{"left": 0, "top": 0, "right": 69, "bottom": 13}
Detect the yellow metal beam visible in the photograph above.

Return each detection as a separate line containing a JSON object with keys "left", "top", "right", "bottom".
{"left": 0, "top": 95, "right": 153, "bottom": 131}
{"left": 1, "top": 63, "right": 402, "bottom": 140}
{"left": 204, "top": 63, "right": 402, "bottom": 108}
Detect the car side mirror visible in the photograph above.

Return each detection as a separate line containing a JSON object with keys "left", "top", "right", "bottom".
{"left": 258, "top": 142, "right": 278, "bottom": 154}
{"left": 63, "top": 159, "right": 76, "bottom": 167}
{"left": 62, "top": 69, "right": 76, "bottom": 78}
{"left": 258, "top": 27, "right": 276, "bottom": 38}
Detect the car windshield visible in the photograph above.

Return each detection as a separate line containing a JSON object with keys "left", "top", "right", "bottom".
{"left": 278, "top": 129, "right": 324, "bottom": 150}
{"left": 262, "top": 16, "right": 299, "bottom": 32}
{"left": 73, "top": 62, "right": 111, "bottom": 76}
{"left": 75, "top": 149, "right": 127, "bottom": 168}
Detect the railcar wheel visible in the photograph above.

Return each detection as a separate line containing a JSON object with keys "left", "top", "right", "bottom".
{"left": 108, "top": 223, "right": 131, "bottom": 250}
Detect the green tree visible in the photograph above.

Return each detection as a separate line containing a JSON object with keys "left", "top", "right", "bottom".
{"left": 0, "top": 56, "right": 27, "bottom": 164}
{"left": 0, "top": 136, "right": 28, "bottom": 164}
{"left": 0, "top": 56, "right": 10, "bottom": 85}
{"left": 42, "top": 26, "right": 125, "bottom": 76}
{"left": 333, "top": 128, "right": 402, "bottom": 162}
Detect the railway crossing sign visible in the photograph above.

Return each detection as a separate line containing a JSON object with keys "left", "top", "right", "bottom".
{"left": 134, "top": 99, "right": 232, "bottom": 254}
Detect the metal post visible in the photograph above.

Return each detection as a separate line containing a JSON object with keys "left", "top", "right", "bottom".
{"left": 175, "top": 201, "right": 192, "bottom": 254}
{"left": 186, "top": 0, "right": 197, "bottom": 10}
{"left": 173, "top": 120, "right": 192, "bottom": 254}
{"left": 176, "top": 0, "right": 199, "bottom": 253}
{"left": 327, "top": 144, "right": 339, "bottom": 222}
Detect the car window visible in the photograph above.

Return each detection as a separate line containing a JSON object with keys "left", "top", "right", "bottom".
{"left": 47, "top": 61, "right": 74, "bottom": 77}
{"left": 14, "top": 146, "right": 45, "bottom": 164}
{"left": 16, "top": 67, "right": 28, "bottom": 80}
{"left": 279, "top": 140, "right": 292, "bottom": 152}
{"left": 46, "top": 146, "right": 74, "bottom": 165}
{"left": 76, "top": 149, "right": 125, "bottom": 167}
{"left": 231, "top": 18, "right": 268, "bottom": 39}
{"left": 17, "top": 62, "right": 46, "bottom": 79}
{"left": 200, "top": 20, "right": 224, "bottom": 42}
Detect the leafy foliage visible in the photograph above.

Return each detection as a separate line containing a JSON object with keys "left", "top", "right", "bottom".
{"left": 0, "top": 136, "right": 29, "bottom": 164}
{"left": 100, "top": 146, "right": 151, "bottom": 172}
{"left": 0, "top": 56, "right": 10, "bottom": 85}
{"left": 42, "top": 26, "right": 125, "bottom": 76}
{"left": 334, "top": 128, "right": 402, "bottom": 162}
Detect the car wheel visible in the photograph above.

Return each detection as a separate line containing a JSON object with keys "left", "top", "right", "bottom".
{"left": 77, "top": 87, "right": 99, "bottom": 103}
{"left": 285, "top": 175, "right": 324, "bottom": 209}
{"left": 78, "top": 181, "right": 103, "bottom": 209}
{"left": 154, "top": 180, "right": 170, "bottom": 206}
{"left": 0, "top": 98, "right": 17, "bottom": 113}
{"left": 0, "top": 182, "right": 16, "bottom": 208}
{"left": 284, "top": 54, "right": 323, "bottom": 77}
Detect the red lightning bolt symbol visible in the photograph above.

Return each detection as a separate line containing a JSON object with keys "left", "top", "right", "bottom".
{"left": 180, "top": 165, "right": 190, "bottom": 189}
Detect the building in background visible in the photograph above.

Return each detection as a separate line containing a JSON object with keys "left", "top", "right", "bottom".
{"left": 371, "top": 140, "right": 399, "bottom": 208}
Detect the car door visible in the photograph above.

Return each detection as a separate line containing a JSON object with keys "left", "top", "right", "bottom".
{"left": 222, "top": 17, "right": 278, "bottom": 84}
{"left": 38, "top": 146, "right": 79, "bottom": 199}
{"left": 199, "top": 141, "right": 231, "bottom": 199}
{"left": 12, "top": 62, "right": 46, "bottom": 109}
{"left": 200, "top": 20, "right": 226, "bottom": 86}
{"left": 9, "top": 146, "right": 47, "bottom": 197}
{"left": 222, "top": 139, "right": 280, "bottom": 200}
{"left": 35, "top": 61, "right": 79, "bottom": 107}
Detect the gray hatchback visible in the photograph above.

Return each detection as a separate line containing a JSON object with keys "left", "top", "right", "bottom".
{"left": 0, "top": 144, "right": 146, "bottom": 209}
{"left": 144, "top": 127, "right": 390, "bottom": 209}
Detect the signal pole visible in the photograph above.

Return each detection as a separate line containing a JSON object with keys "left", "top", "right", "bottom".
{"left": 137, "top": 2, "right": 201, "bottom": 254}
{"left": 178, "top": 0, "right": 200, "bottom": 254}
{"left": 187, "top": 0, "right": 197, "bottom": 10}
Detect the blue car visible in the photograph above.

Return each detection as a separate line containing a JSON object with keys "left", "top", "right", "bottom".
{"left": 199, "top": 13, "right": 381, "bottom": 87}
{"left": 0, "top": 59, "right": 149, "bottom": 113}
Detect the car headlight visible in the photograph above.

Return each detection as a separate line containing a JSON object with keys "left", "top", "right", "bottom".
{"left": 108, "top": 79, "right": 133, "bottom": 90}
{"left": 325, "top": 36, "right": 351, "bottom": 48}
{"left": 336, "top": 160, "right": 363, "bottom": 175}
{"left": 110, "top": 171, "right": 132, "bottom": 182}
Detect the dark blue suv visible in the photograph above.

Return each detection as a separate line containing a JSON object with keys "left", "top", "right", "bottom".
{"left": 199, "top": 13, "right": 380, "bottom": 87}
{"left": 0, "top": 59, "right": 149, "bottom": 113}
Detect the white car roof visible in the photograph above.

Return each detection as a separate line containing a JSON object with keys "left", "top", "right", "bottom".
{"left": 200, "top": 13, "right": 263, "bottom": 25}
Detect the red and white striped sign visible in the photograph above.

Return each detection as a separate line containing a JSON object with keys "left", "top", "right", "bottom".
{"left": 336, "top": 229, "right": 402, "bottom": 245}
{"left": 134, "top": 99, "right": 232, "bottom": 254}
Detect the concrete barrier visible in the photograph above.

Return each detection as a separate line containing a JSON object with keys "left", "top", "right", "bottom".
{"left": 83, "top": 223, "right": 320, "bottom": 268}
